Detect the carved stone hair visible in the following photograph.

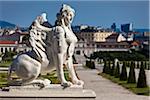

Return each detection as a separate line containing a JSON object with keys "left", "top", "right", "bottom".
{"left": 60, "top": 4, "right": 75, "bottom": 17}
{"left": 55, "top": 4, "right": 75, "bottom": 26}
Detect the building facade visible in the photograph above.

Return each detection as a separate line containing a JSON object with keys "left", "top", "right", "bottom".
{"left": 74, "top": 39, "right": 130, "bottom": 57}
{"left": 79, "top": 31, "right": 113, "bottom": 42}
{"left": 0, "top": 30, "right": 31, "bottom": 54}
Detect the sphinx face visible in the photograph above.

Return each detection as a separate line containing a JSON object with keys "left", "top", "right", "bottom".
{"left": 63, "top": 11, "right": 74, "bottom": 26}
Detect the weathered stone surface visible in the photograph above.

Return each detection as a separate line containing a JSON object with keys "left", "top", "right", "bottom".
{"left": 0, "top": 84, "right": 96, "bottom": 99}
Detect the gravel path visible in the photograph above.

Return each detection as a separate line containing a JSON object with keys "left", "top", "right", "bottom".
{"left": 76, "top": 66, "right": 149, "bottom": 100}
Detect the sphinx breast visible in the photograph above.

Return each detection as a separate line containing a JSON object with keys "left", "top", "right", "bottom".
{"left": 65, "top": 28, "right": 78, "bottom": 43}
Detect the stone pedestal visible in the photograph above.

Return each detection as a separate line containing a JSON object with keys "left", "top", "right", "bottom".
{"left": 0, "top": 84, "right": 96, "bottom": 100}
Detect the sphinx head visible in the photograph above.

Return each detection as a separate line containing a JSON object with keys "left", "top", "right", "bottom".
{"left": 55, "top": 4, "right": 75, "bottom": 26}
{"left": 61, "top": 4, "right": 75, "bottom": 24}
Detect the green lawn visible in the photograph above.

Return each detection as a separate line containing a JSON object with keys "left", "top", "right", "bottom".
{"left": 0, "top": 70, "right": 70, "bottom": 88}
{"left": 0, "top": 61, "right": 12, "bottom": 67}
{"left": 99, "top": 73, "right": 150, "bottom": 96}
{"left": 0, "top": 73, "right": 8, "bottom": 87}
{"left": 39, "top": 70, "right": 71, "bottom": 84}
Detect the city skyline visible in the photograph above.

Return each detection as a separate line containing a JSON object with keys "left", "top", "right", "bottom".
{"left": 0, "top": 0, "right": 149, "bottom": 29}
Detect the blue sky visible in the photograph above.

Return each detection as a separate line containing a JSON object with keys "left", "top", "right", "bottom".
{"left": 0, "top": 0, "right": 149, "bottom": 29}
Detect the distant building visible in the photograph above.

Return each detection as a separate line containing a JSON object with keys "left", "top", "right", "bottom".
{"left": 95, "top": 42, "right": 130, "bottom": 52}
{"left": 72, "top": 25, "right": 89, "bottom": 33}
{"left": 105, "top": 33, "right": 118, "bottom": 42}
{"left": 0, "top": 41, "right": 18, "bottom": 54}
{"left": 134, "top": 34, "right": 149, "bottom": 44}
{"left": 74, "top": 36, "right": 130, "bottom": 61}
{"left": 121, "top": 23, "right": 133, "bottom": 33}
{"left": 142, "top": 42, "right": 149, "bottom": 57}
{"left": 79, "top": 31, "right": 113, "bottom": 42}
{"left": 130, "top": 41, "right": 140, "bottom": 50}
{"left": 0, "top": 30, "right": 31, "bottom": 54}
{"left": 80, "top": 25, "right": 89, "bottom": 30}
{"left": 117, "top": 34, "right": 126, "bottom": 42}
{"left": 111, "top": 23, "right": 116, "bottom": 32}
{"left": 143, "top": 32, "right": 150, "bottom": 37}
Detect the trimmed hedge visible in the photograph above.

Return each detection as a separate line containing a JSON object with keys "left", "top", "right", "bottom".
{"left": 114, "top": 62, "right": 120, "bottom": 78}
{"left": 127, "top": 61, "right": 136, "bottom": 83}
{"left": 92, "top": 51, "right": 148, "bottom": 61}
{"left": 110, "top": 61, "right": 115, "bottom": 76}
{"left": 103, "top": 61, "right": 107, "bottom": 73}
{"left": 137, "top": 62, "right": 147, "bottom": 88}
{"left": 120, "top": 61, "right": 127, "bottom": 81}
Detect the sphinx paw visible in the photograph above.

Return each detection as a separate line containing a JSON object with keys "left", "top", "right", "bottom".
{"left": 73, "top": 80, "right": 84, "bottom": 86}
{"left": 61, "top": 81, "right": 72, "bottom": 88}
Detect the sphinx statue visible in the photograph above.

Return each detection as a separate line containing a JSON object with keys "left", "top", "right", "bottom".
{"left": 8, "top": 4, "right": 84, "bottom": 88}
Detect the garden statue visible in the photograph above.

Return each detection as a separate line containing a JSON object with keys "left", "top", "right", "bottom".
{"left": 8, "top": 4, "right": 84, "bottom": 88}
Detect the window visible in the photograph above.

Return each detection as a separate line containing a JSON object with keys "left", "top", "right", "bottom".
{"left": 97, "top": 45, "right": 100, "bottom": 48}
{"left": 13, "top": 48, "right": 16, "bottom": 52}
{"left": 9, "top": 48, "right": 11, "bottom": 52}
{"left": 92, "top": 44, "right": 95, "bottom": 47}
{"left": 76, "top": 50, "right": 80, "bottom": 55}
{"left": 1, "top": 48, "right": 3, "bottom": 53}
{"left": 5, "top": 48, "right": 8, "bottom": 52}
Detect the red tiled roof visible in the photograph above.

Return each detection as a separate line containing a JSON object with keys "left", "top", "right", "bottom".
{"left": 0, "top": 41, "right": 17, "bottom": 44}
{"left": 131, "top": 41, "right": 140, "bottom": 46}
{"left": 106, "top": 33, "right": 119, "bottom": 39}
{"left": 20, "top": 32, "right": 29, "bottom": 35}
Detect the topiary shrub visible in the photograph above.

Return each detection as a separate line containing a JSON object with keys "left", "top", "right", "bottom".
{"left": 137, "top": 62, "right": 147, "bottom": 88}
{"left": 114, "top": 62, "right": 120, "bottom": 78}
{"left": 105, "top": 61, "right": 111, "bottom": 74}
{"left": 86, "top": 60, "right": 90, "bottom": 68}
{"left": 136, "top": 61, "right": 140, "bottom": 68}
{"left": 148, "top": 62, "right": 150, "bottom": 70}
{"left": 91, "top": 61, "right": 95, "bottom": 69}
{"left": 144, "top": 61, "right": 147, "bottom": 70}
{"left": 103, "top": 61, "right": 107, "bottom": 73}
{"left": 110, "top": 60, "right": 115, "bottom": 76}
{"left": 120, "top": 61, "right": 127, "bottom": 81}
{"left": 127, "top": 61, "right": 136, "bottom": 83}
{"left": 127, "top": 61, "right": 129, "bottom": 67}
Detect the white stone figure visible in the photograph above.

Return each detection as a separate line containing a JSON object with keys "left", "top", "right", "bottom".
{"left": 41, "top": 13, "right": 48, "bottom": 22}
{"left": 53, "top": 4, "right": 84, "bottom": 86}
{"left": 8, "top": 15, "right": 50, "bottom": 86}
{"left": 8, "top": 4, "right": 84, "bottom": 88}
{"left": 29, "top": 16, "right": 46, "bottom": 61}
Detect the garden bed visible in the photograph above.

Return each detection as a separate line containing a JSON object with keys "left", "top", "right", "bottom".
{"left": 99, "top": 73, "right": 150, "bottom": 96}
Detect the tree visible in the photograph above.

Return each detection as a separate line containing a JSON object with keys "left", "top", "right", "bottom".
{"left": 111, "top": 23, "right": 116, "bottom": 31}
{"left": 137, "top": 62, "right": 147, "bottom": 88}
{"left": 114, "top": 62, "right": 120, "bottom": 78}
{"left": 120, "top": 61, "right": 127, "bottom": 81}
{"left": 127, "top": 61, "right": 136, "bottom": 83}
